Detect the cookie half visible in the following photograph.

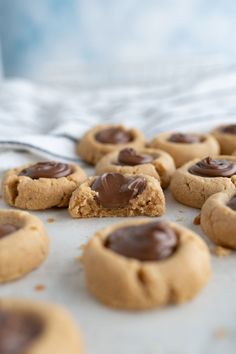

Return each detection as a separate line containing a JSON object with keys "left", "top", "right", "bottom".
{"left": 69, "top": 172, "right": 165, "bottom": 217}
{"left": 201, "top": 190, "right": 236, "bottom": 249}
{"left": 0, "top": 299, "right": 83, "bottom": 354}
{"left": 0, "top": 209, "right": 49, "bottom": 283}
{"left": 150, "top": 132, "right": 219, "bottom": 167}
{"left": 82, "top": 219, "right": 211, "bottom": 310}
{"left": 95, "top": 147, "right": 175, "bottom": 189}
{"left": 170, "top": 156, "right": 236, "bottom": 208}
{"left": 77, "top": 124, "right": 146, "bottom": 165}
{"left": 3, "top": 161, "right": 86, "bottom": 210}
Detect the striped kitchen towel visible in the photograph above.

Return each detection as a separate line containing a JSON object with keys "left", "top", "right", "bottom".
{"left": 0, "top": 63, "right": 236, "bottom": 169}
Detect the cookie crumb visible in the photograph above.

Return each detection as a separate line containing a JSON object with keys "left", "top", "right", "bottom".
{"left": 47, "top": 217, "right": 55, "bottom": 223}
{"left": 193, "top": 214, "right": 201, "bottom": 225}
{"left": 210, "top": 246, "right": 231, "bottom": 257}
{"left": 34, "top": 284, "right": 45, "bottom": 292}
{"left": 213, "top": 327, "right": 229, "bottom": 339}
{"left": 178, "top": 209, "right": 184, "bottom": 213}
{"left": 30, "top": 225, "right": 37, "bottom": 231}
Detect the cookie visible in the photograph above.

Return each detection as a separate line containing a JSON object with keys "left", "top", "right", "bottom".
{"left": 3, "top": 161, "right": 86, "bottom": 210}
{"left": 201, "top": 190, "right": 236, "bottom": 249}
{"left": 77, "top": 124, "right": 146, "bottom": 165}
{"left": 0, "top": 299, "right": 83, "bottom": 354}
{"left": 212, "top": 124, "right": 236, "bottom": 154}
{"left": 95, "top": 147, "right": 175, "bottom": 189}
{"left": 82, "top": 219, "right": 211, "bottom": 310}
{"left": 149, "top": 132, "right": 219, "bottom": 167}
{"left": 69, "top": 172, "right": 165, "bottom": 218}
{"left": 170, "top": 156, "right": 236, "bottom": 208}
{"left": 0, "top": 209, "right": 49, "bottom": 283}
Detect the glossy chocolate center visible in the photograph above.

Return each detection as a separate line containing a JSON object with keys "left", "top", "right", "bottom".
{"left": 188, "top": 157, "right": 236, "bottom": 177}
{"left": 91, "top": 173, "right": 146, "bottom": 208}
{"left": 0, "top": 310, "right": 43, "bottom": 354}
{"left": 0, "top": 224, "right": 18, "bottom": 239}
{"left": 19, "top": 161, "right": 72, "bottom": 179}
{"left": 221, "top": 124, "right": 236, "bottom": 134}
{"left": 117, "top": 148, "right": 153, "bottom": 166}
{"left": 168, "top": 133, "right": 202, "bottom": 144}
{"left": 227, "top": 195, "right": 236, "bottom": 211}
{"left": 95, "top": 127, "right": 133, "bottom": 144}
{"left": 105, "top": 221, "right": 178, "bottom": 261}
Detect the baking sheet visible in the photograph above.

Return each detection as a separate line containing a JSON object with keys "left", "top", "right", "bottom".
{"left": 0, "top": 161, "right": 235, "bottom": 354}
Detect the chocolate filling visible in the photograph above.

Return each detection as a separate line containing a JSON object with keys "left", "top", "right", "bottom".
{"left": 105, "top": 221, "right": 178, "bottom": 261}
{"left": 227, "top": 195, "right": 236, "bottom": 211}
{"left": 0, "top": 310, "right": 43, "bottom": 354}
{"left": 0, "top": 224, "right": 18, "bottom": 239}
{"left": 220, "top": 124, "right": 236, "bottom": 135}
{"left": 188, "top": 157, "right": 236, "bottom": 177}
{"left": 91, "top": 173, "right": 146, "bottom": 208}
{"left": 168, "top": 133, "right": 202, "bottom": 144}
{"left": 19, "top": 161, "right": 72, "bottom": 179}
{"left": 95, "top": 127, "right": 133, "bottom": 144}
{"left": 117, "top": 148, "right": 153, "bottom": 166}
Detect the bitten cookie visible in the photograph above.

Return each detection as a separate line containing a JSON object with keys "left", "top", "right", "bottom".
{"left": 82, "top": 219, "right": 211, "bottom": 310}
{"left": 149, "top": 132, "right": 219, "bottom": 167}
{"left": 95, "top": 147, "right": 175, "bottom": 189}
{"left": 69, "top": 172, "right": 165, "bottom": 218}
{"left": 201, "top": 190, "right": 236, "bottom": 249}
{"left": 77, "top": 124, "right": 146, "bottom": 165}
{"left": 3, "top": 161, "right": 86, "bottom": 210}
{"left": 0, "top": 299, "right": 83, "bottom": 354}
{"left": 0, "top": 209, "right": 49, "bottom": 283}
{"left": 170, "top": 156, "right": 236, "bottom": 208}
{"left": 212, "top": 124, "right": 236, "bottom": 154}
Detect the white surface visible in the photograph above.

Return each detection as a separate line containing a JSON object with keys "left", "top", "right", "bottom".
{"left": 0, "top": 74, "right": 236, "bottom": 353}
{"left": 0, "top": 163, "right": 235, "bottom": 354}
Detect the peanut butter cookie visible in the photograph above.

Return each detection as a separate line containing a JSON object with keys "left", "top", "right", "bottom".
{"left": 201, "top": 190, "right": 236, "bottom": 249}
{"left": 82, "top": 219, "right": 211, "bottom": 310}
{"left": 0, "top": 299, "right": 83, "bottom": 354}
{"left": 150, "top": 132, "right": 219, "bottom": 167}
{"left": 95, "top": 147, "right": 175, "bottom": 188}
{"left": 170, "top": 156, "right": 236, "bottom": 208}
{"left": 3, "top": 161, "right": 86, "bottom": 210}
{"left": 212, "top": 124, "right": 236, "bottom": 154}
{"left": 0, "top": 209, "right": 49, "bottom": 283}
{"left": 69, "top": 172, "right": 165, "bottom": 218}
{"left": 77, "top": 124, "right": 146, "bottom": 165}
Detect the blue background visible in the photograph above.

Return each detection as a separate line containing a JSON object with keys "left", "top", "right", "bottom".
{"left": 0, "top": 0, "right": 236, "bottom": 78}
